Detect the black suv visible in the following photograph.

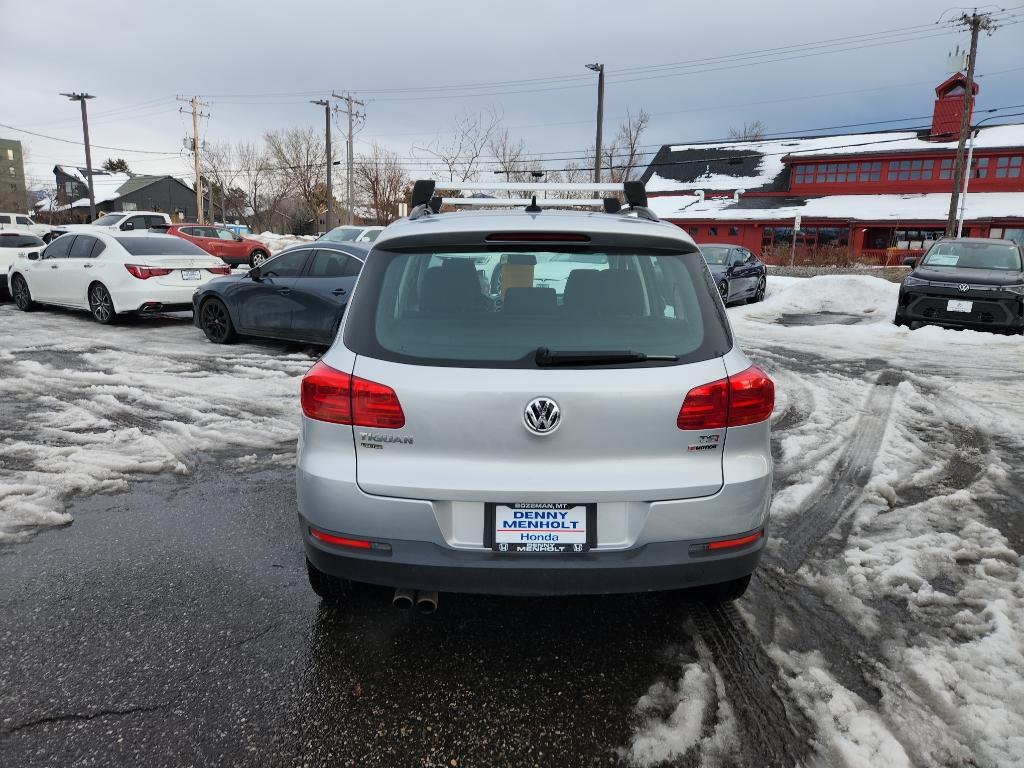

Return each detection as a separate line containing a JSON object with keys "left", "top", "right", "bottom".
{"left": 895, "top": 238, "right": 1024, "bottom": 334}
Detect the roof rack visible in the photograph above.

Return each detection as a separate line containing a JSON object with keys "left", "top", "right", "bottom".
{"left": 407, "top": 179, "right": 658, "bottom": 222}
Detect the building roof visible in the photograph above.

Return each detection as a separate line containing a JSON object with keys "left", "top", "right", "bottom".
{"left": 647, "top": 191, "right": 1024, "bottom": 223}
{"left": 50, "top": 167, "right": 191, "bottom": 210}
{"left": 642, "top": 123, "right": 1024, "bottom": 194}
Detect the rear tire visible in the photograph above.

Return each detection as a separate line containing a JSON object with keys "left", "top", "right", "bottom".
{"left": 686, "top": 574, "right": 751, "bottom": 604}
{"left": 88, "top": 283, "right": 117, "bottom": 324}
{"left": 199, "top": 297, "right": 237, "bottom": 344}
{"left": 306, "top": 558, "right": 349, "bottom": 604}
{"left": 718, "top": 279, "right": 730, "bottom": 305}
{"left": 11, "top": 274, "right": 34, "bottom": 311}
{"left": 249, "top": 249, "right": 269, "bottom": 268}
{"left": 751, "top": 276, "right": 766, "bottom": 303}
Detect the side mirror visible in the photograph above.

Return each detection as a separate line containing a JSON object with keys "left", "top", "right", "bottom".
{"left": 248, "top": 267, "right": 262, "bottom": 280}
{"left": 902, "top": 257, "right": 917, "bottom": 268}
{"left": 27, "top": 251, "right": 40, "bottom": 261}
{"left": 121, "top": 221, "right": 135, "bottom": 231}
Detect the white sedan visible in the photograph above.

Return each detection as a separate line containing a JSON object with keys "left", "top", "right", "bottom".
{"left": 8, "top": 227, "right": 230, "bottom": 324}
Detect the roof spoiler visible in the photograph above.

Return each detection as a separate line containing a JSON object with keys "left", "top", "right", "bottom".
{"left": 406, "top": 180, "right": 658, "bottom": 221}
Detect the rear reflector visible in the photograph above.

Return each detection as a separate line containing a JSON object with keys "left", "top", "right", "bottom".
{"left": 125, "top": 264, "right": 173, "bottom": 279}
{"left": 301, "top": 361, "right": 405, "bottom": 428}
{"left": 485, "top": 232, "right": 590, "bottom": 242}
{"left": 308, "top": 527, "right": 372, "bottom": 549}
{"left": 689, "top": 529, "right": 763, "bottom": 556}
{"left": 206, "top": 266, "right": 231, "bottom": 275}
{"left": 677, "top": 365, "right": 774, "bottom": 430}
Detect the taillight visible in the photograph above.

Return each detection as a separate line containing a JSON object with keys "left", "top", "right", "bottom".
{"left": 677, "top": 365, "right": 774, "bottom": 430}
{"left": 206, "top": 266, "right": 231, "bottom": 275}
{"left": 124, "top": 264, "right": 172, "bottom": 279}
{"left": 300, "top": 361, "right": 405, "bottom": 428}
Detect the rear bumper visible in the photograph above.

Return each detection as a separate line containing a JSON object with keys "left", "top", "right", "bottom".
{"left": 112, "top": 284, "right": 206, "bottom": 314}
{"left": 302, "top": 518, "right": 764, "bottom": 595}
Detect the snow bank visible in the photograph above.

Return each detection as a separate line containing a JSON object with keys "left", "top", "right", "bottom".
{"left": 248, "top": 231, "right": 317, "bottom": 254}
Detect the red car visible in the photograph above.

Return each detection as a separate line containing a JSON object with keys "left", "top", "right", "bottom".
{"left": 160, "top": 223, "right": 271, "bottom": 268}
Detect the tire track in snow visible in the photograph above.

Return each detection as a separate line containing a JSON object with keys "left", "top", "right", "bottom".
{"left": 689, "top": 601, "right": 816, "bottom": 767}
{"left": 774, "top": 370, "right": 903, "bottom": 574}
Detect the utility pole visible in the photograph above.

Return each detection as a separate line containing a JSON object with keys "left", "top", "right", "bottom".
{"left": 331, "top": 92, "right": 366, "bottom": 225}
{"left": 311, "top": 99, "right": 333, "bottom": 232}
{"left": 945, "top": 11, "right": 996, "bottom": 237}
{"left": 60, "top": 92, "right": 96, "bottom": 220}
{"left": 177, "top": 95, "right": 210, "bottom": 223}
{"left": 586, "top": 63, "right": 605, "bottom": 183}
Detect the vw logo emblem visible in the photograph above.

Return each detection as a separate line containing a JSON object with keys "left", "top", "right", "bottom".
{"left": 958, "top": 283, "right": 970, "bottom": 293}
{"left": 524, "top": 397, "right": 561, "bottom": 435}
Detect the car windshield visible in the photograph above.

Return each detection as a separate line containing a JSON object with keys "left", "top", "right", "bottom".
{"left": 322, "top": 227, "right": 363, "bottom": 242}
{"left": 117, "top": 237, "right": 208, "bottom": 256}
{"left": 345, "top": 247, "right": 730, "bottom": 368}
{"left": 0, "top": 233, "right": 44, "bottom": 248}
{"left": 922, "top": 241, "right": 1023, "bottom": 270}
{"left": 94, "top": 214, "right": 124, "bottom": 227}
{"left": 701, "top": 246, "right": 731, "bottom": 265}
{"left": 362, "top": 229, "right": 381, "bottom": 242}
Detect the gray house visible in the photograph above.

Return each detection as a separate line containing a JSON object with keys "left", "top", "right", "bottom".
{"left": 44, "top": 166, "right": 197, "bottom": 223}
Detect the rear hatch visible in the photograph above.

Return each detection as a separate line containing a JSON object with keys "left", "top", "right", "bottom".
{"left": 340, "top": 231, "right": 733, "bottom": 503}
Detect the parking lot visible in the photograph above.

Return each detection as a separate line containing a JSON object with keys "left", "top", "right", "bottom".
{"left": 2, "top": 275, "right": 1023, "bottom": 767}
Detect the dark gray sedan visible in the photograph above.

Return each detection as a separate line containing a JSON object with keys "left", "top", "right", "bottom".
{"left": 699, "top": 244, "right": 767, "bottom": 305}
{"left": 192, "top": 242, "right": 367, "bottom": 345}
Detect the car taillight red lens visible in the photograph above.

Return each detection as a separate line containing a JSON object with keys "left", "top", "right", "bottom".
{"left": 677, "top": 365, "right": 774, "bottom": 430}
{"left": 727, "top": 365, "right": 775, "bottom": 426}
{"left": 206, "top": 266, "right": 231, "bottom": 275}
{"left": 124, "top": 264, "right": 172, "bottom": 279}
{"left": 300, "top": 361, "right": 405, "bottom": 428}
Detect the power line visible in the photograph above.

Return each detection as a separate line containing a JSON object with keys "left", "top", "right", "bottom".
{"left": 0, "top": 122, "right": 181, "bottom": 155}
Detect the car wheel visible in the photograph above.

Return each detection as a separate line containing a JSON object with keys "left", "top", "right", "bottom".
{"left": 88, "top": 283, "right": 117, "bottom": 324}
{"left": 249, "top": 249, "right": 269, "bottom": 268}
{"left": 685, "top": 574, "right": 751, "bottom": 604}
{"left": 199, "top": 298, "right": 237, "bottom": 344}
{"left": 306, "top": 558, "right": 349, "bottom": 604}
{"left": 11, "top": 274, "right": 34, "bottom": 311}
{"left": 718, "top": 279, "right": 730, "bottom": 304}
{"left": 752, "top": 277, "right": 766, "bottom": 303}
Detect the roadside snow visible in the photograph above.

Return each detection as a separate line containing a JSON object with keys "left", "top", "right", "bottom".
{"left": 248, "top": 231, "right": 317, "bottom": 254}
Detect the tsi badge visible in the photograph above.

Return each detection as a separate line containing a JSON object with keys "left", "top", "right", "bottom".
{"left": 688, "top": 433, "right": 720, "bottom": 452}
{"left": 359, "top": 432, "right": 414, "bottom": 450}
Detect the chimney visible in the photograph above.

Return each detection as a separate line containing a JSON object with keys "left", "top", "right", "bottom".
{"left": 930, "top": 72, "right": 977, "bottom": 141}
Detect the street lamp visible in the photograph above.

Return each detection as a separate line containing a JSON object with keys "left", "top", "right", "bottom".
{"left": 60, "top": 92, "right": 96, "bottom": 221}
{"left": 956, "top": 113, "right": 1006, "bottom": 237}
{"left": 585, "top": 63, "right": 605, "bottom": 183}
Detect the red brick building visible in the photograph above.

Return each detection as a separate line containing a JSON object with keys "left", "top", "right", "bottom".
{"left": 642, "top": 74, "right": 1024, "bottom": 264}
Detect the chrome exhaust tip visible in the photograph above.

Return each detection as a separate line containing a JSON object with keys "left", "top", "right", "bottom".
{"left": 415, "top": 590, "right": 438, "bottom": 615}
{"left": 392, "top": 588, "right": 415, "bottom": 610}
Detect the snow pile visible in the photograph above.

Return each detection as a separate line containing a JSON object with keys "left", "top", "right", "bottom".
{"left": 248, "top": 231, "right": 317, "bottom": 254}
{"left": 0, "top": 307, "right": 314, "bottom": 542}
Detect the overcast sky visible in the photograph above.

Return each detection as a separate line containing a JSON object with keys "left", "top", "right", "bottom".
{"left": 4, "top": 0, "right": 1023, "bottom": 190}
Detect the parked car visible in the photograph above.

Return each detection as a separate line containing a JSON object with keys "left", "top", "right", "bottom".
{"left": 159, "top": 223, "right": 270, "bottom": 268}
{"left": 91, "top": 211, "right": 172, "bottom": 231}
{"left": 192, "top": 242, "right": 367, "bottom": 345}
{"left": 318, "top": 225, "right": 384, "bottom": 244}
{"left": 895, "top": 237, "right": 1024, "bottom": 334}
{"left": 8, "top": 226, "right": 229, "bottom": 323}
{"left": 296, "top": 182, "right": 774, "bottom": 608}
{"left": 0, "top": 231, "right": 46, "bottom": 296}
{"left": 699, "top": 244, "right": 766, "bottom": 304}
{"left": 0, "top": 212, "right": 55, "bottom": 242}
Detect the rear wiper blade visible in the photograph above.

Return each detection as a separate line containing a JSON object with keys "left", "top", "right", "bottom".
{"left": 534, "top": 347, "right": 679, "bottom": 367}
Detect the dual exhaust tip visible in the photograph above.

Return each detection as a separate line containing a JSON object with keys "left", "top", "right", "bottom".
{"left": 393, "top": 588, "right": 438, "bottom": 614}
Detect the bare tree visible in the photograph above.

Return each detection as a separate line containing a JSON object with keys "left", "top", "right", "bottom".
{"left": 264, "top": 126, "right": 330, "bottom": 225}
{"left": 236, "top": 140, "right": 287, "bottom": 232}
{"left": 354, "top": 142, "right": 410, "bottom": 225}
{"left": 728, "top": 120, "right": 767, "bottom": 141}
{"left": 414, "top": 107, "right": 503, "bottom": 182}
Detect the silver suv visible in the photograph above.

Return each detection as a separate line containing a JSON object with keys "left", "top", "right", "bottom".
{"left": 297, "top": 181, "right": 773, "bottom": 609}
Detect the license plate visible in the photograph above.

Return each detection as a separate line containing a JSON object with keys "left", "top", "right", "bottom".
{"left": 488, "top": 503, "right": 594, "bottom": 553}
{"left": 946, "top": 299, "right": 973, "bottom": 313}
{"left": 181, "top": 269, "right": 202, "bottom": 281}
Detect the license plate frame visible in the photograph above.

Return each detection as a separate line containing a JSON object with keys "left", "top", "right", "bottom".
{"left": 181, "top": 269, "right": 202, "bottom": 281}
{"left": 946, "top": 299, "right": 973, "bottom": 313}
{"left": 485, "top": 503, "right": 596, "bottom": 554}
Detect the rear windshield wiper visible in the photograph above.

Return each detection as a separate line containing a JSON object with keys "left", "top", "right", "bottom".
{"left": 534, "top": 347, "right": 679, "bottom": 367}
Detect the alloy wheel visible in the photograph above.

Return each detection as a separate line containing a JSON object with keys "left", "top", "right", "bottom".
{"left": 12, "top": 275, "right": 32, "bottom": 310}
{"left": 89, "top": 285, "right": 114, "bottom": 324}
{"left": 202, "top": 301, "right": 228, "bottom": 341}
{"left": 251, "top": 250, "right": 268, "bottom": 267}
{"left": 755, "top": 277, "right": 766, "bottom": 302}
{"left": 718, "top": 280, "right": 729, "bottom": 302}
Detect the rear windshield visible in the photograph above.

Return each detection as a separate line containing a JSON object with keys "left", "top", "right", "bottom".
{"left": 0, "top": 233, "right": 44, "bottom": 248}
{"left": 117, "top": 237, "right": 207, "bottom": 256}
{"left": 701, "top": 246, "right": 730, "bottom": 265}
{"left": 922, "top": 241, "right": 1023, "bottom": 270}
{"left": 345, "top": 247, "right": 731, "bottom": 368}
